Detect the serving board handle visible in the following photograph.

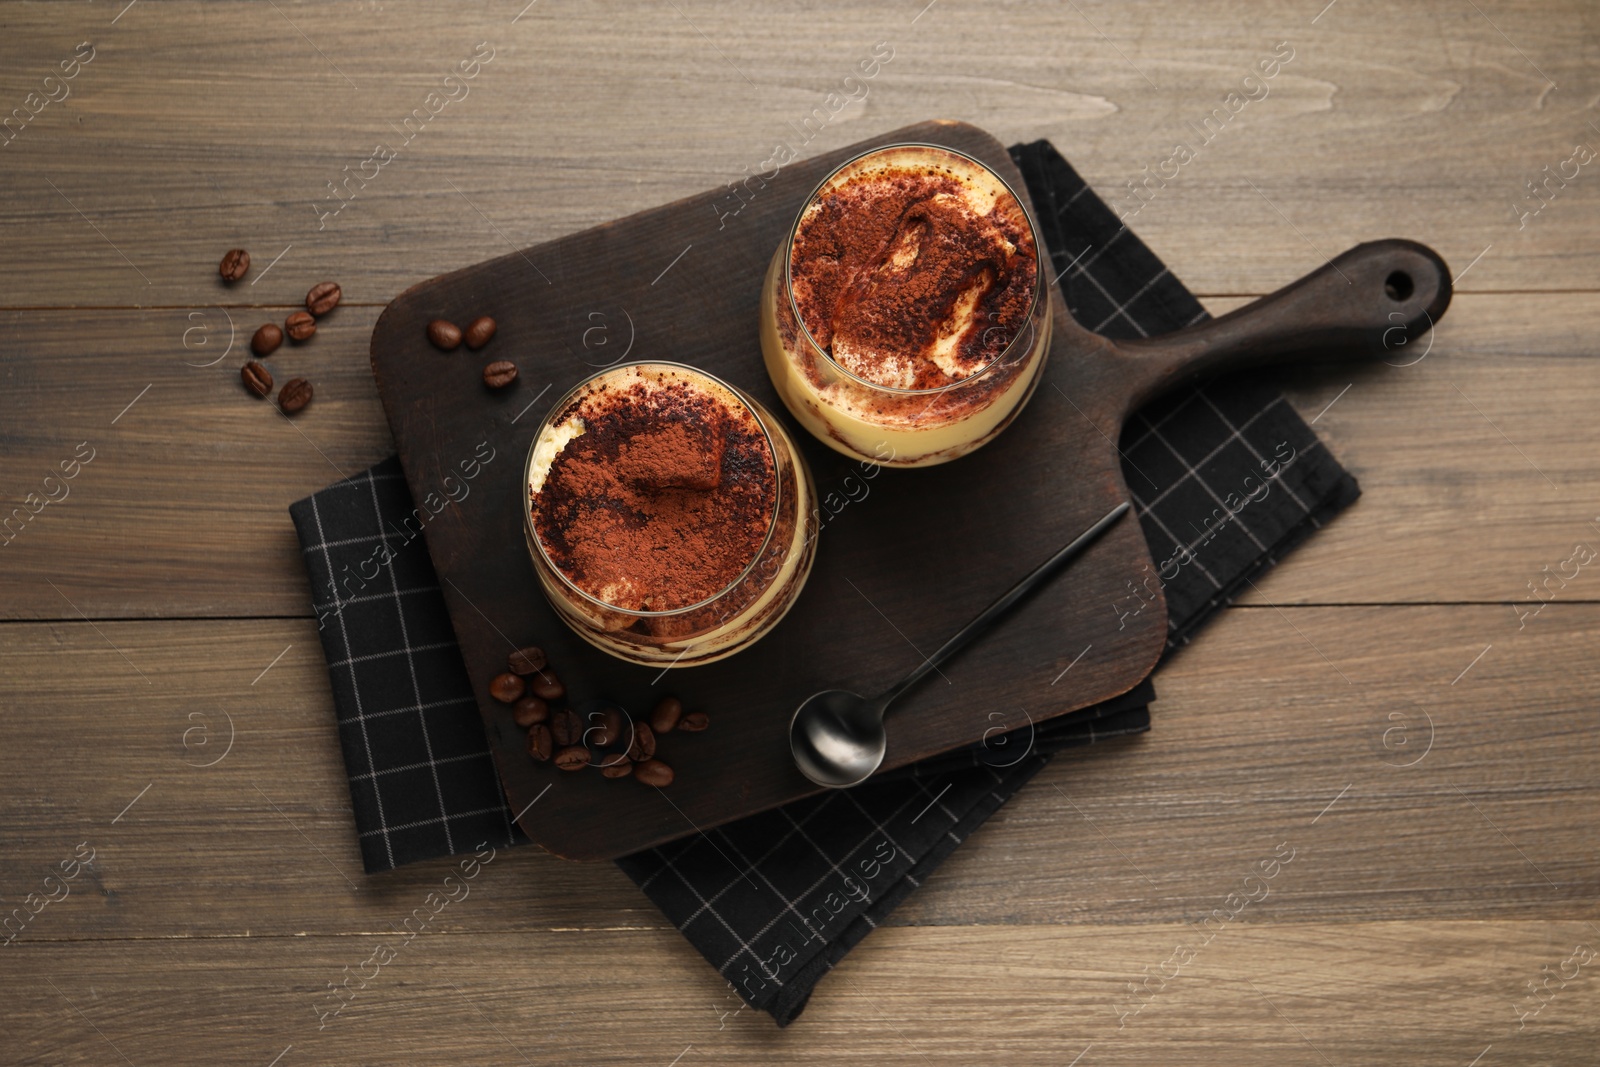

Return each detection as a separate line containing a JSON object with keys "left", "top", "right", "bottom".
{"left": 1108, "top": 238, "right": 1452, "bottom": 417}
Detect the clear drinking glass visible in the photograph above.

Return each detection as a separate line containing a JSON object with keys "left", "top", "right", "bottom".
{"left": 524, "top": 361, "right": 817, "bottom": 667}
{"left": 760, "top": 143, "right": 1052, "bottom": 468}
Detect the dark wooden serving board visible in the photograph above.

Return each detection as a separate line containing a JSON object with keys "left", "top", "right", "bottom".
{"left": 370, "top": 120, "right": 1450, "bottom": 860}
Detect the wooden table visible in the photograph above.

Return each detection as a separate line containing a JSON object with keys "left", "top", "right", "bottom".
{"left": 3, "top": 2, "right": 1596, "bottom": 1062}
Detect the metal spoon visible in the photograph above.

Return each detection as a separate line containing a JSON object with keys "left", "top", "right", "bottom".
{"left": 790, "top": 500, "right": 1131, "bottom": 788}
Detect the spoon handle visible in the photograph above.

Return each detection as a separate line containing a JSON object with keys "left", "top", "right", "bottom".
{"left": 880, "top": 500, "right": 1132, "bottom": 710}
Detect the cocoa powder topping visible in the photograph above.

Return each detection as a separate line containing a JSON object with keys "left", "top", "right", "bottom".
{"left": 789, "top": 160, "right": 1038, "bottom": 390}
{"left": 530, "top": 372, "right": 776, "bottom": 611}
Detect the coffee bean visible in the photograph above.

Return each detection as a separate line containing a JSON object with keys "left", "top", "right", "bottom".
{"left": 464, "top": 315, "right": 497, "bottom": 350}
{"left": 554, "top": 745, "right": 590, "bottom": 771}
{"left": 219, "top": 248, "right": 249, "bottom": 282}
{"left": 483, "top": 360, "right": 518, "bottom": 389}
{"left": 278, "top": 377, "right": 313, "bottom": 414}
{"left": 601, "top": 759, "right": 634, "bottom": 778}
{"left": 427, "top": 319, "right": 462, "bottom": 351}
{"left": 512, "top": 696, "right": 548, "bottom": 727}
{"left": 679, "top": 711, "right": 710, "bottom": 732}
{"left": 627, "top": 722, "right": 656, "bottom": 762}
{"left": 595, "top": 749, "right": 629, "bottom": 769}
{"left": 241, "top": 361, "right": 273, "bottom": 398}
{"left": 529, "top": 669, "right": 564, "bottom": 701}
{"left": 550, "top": 707, "right": 582, "bottom": 747}
{"left": 508, "top": 646, "right": 547, "bottom": 675}
{"left": 306, "top": 281, "right": 342, "bottom": 317}
{"left": 635, "top": 759, "right": 674, "bottom": 787}
{"left": 285, "top": 310, "right": 316, "bottom": 342}
{"left": 527, "top": 724, "right": 552, "bottom": 761}
{"left": 251, "top": 323, "right": 283, "bottom": 357}
{"left": 585, "top": 705, "right": 626, "bottom": 748}
{"left": 649, "top": 697, "right": 682, "bottom": 734}
{"left": 489, "top": 672, "right": 526, "bottom": 703}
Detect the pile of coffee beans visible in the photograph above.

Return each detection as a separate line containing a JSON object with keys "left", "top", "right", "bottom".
{"left": 488, "top": 645, "right": 709, "bottom": 787}
{"left": 426, "top": 314, "right": 514, "bottom": 389}
{"left": 220, "top": 248, "right": 338, "bottom": 416}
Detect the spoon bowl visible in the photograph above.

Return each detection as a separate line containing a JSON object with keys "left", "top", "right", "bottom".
{"left": 790, "top": 689, "right": 887, "bottom": 789}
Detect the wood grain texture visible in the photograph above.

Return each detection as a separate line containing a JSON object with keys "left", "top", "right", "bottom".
{"left": 1, "top": 608, "right": 1593, "bottom": 940}
{"left": 4, "top": 293, "right": 1598, "bottom": 618}
{"left": 0, "top": 0, "right": 1595, "bottom": 305}
{"left": 0, "top": 304, "right": 393, "bottom": 616}
{"left": 3, "top": 923, "right": 1595, "bottom": 1065}
{"left": 2, "top": 0, "right": 1597, "bottom": 1058}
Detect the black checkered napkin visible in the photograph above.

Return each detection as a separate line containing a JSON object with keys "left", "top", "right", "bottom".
{"left": 290, "top": 465, "right": 527, "bottom": 873}
{"left": 290, "top": 138, "right": 1361, "bottom": 1027}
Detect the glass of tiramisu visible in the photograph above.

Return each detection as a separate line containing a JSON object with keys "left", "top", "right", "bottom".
{"left": 761, "top": 143, "right": 1052, "bottom": 467}
{"left": 525, "top": 362, "right": 818, "bottom": 667}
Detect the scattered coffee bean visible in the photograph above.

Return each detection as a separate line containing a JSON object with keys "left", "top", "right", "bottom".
{"left": 489, "top": 672, "right": 526, "bottom": 703}
{"left": 219, "top": 248, "right": 250, "bottom": 282}
{"left": 627, "top": 722, "right": 656, "bottom": 762}
{"left": 241, "top": 360, "right": 273, "bottom": 398}
{"left": 585, "top": 706, "right": 626, "bottom": 747}
{"left": 550, "top": 707, "right": 582, "bottom": 747}
{"left": 285, "top": 310, "right": 316, "bottom": 342}
{"left": 278, "top": 377, "right": 313, "bottom": 414}
{"left": 529, "top": 669, "right": 564, "bottom": 701}
{"left": 251, "top": 323, "right": 283, "bottom": 357}
{"left": 427, "top": 319, "right": 462, "bottom": 351}
{"left": 679, "top": 711, "right": 710, "bottom": 732}
{"left": 306, "top": 281, "right": 342, "bottom": 317}
{"left": 595, "top": 749, "right": 629, "bottom": 769}
{"left": 483, "top": 360, "right": 518, "bottom": 389}
{"left": 527, "top": 723, "right": 553, "bottom": 761}
{"left": 508, "top": 646, "right": 547, "bottom": 675}
{"left": 554, "top": 745, "right": 590, "bottom": 771}
{"left": 464, "top": 315, "right": 497, "bottom": 350}
{"left": 601, "top": 759, "right": 634, "bottom": 779}
{"left": 512, "top": 696, "right": 548, "bottom": 727}
{"left": 635, "top": 759, "right": 675, "bottom": 787}
{"left": 606, "top": 706, "right": 630, "bottom": 744}
{"left": 650, "top": 697, "right": 683, "bottom": 734}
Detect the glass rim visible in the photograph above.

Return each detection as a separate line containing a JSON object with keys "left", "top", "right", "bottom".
{"left": 523, "top": 360, "right": 785, "bottom": 619}
{"left": 781, "top": 141, "right": 1048, "bottom": 398}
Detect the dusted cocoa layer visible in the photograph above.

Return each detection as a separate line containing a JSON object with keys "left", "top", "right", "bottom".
{"left": 789, "top": 147, "right": 1038, "bottom": 392}
{"left": 528, "top": 366, "right": 777, "bottom": 612}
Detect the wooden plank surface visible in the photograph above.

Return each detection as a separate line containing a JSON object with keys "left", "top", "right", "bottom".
{"left": 4, "top": 293, "right": 1599, "bottom": 617}
{"left": 2, "top": 0, "right": 1597, "bottom": 1061}
{"left": 0, "top": 0, "right": 1595, "bottom": 303}
{"left": 1, "top": 607, "right": 1593, "bottom": 937}
{"left": 5, "top": 922, "right": 1596, "bottom": 1065}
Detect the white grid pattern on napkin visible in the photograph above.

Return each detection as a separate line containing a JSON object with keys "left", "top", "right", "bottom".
{"left": 295, "top": 465, "right": 519, "bottom": 872}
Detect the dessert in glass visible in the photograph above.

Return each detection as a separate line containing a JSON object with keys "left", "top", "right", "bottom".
{"left": 525, "top": 362, "right": 817, "bottom": 667}
{"left": 760, "top": 143, "right": 1052, "bottom": 468}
